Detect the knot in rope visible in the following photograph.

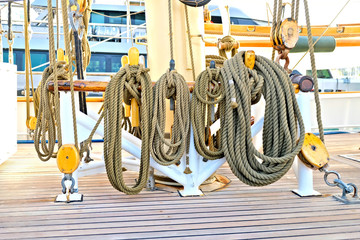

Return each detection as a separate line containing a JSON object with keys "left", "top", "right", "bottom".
{"left": 123, "top": 64, "right": 150, "bottom": 105}
{"left": 218, "top": 35, "right": 238, "bottom": 59}
{"left": 165, "top": 69, "right": 177, "bottom": 99}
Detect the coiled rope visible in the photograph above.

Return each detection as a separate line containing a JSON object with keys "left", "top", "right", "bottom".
{"left": 150, "top": 70, "right": 190, "bottom": 166}
{"left": 221, "top": 51, "right": 305, "bottom": 186}
{"left": 149, "top": 0, "right": 191, "bottom": 170}
{"left": 34, "top": 62, "right": 69, "bottom": 161}
{"left": 191, "top": 67, "right": 225, "bottom": 160}
{"left": 81, "top": 64, "right": 153, "bottom": 195}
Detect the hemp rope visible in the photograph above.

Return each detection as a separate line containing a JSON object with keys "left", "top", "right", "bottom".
{"left": 150, "top": 69, "right": 190, "bottom": 166}
{"left": 218, "top": 35, "right": 238, "bottom": 59}
{"left": 33, "top": 0, "right": 67, "bottom": 160}
{"left": 34, "top": 62, "right": 69, "bottom": 161}
{"left": 191, "top": 67, "right": 225, "bottom": 160}
{"left": 303, "top": 0, "right": 324, "bottom": 142}
{"left": 60, "top": 0, "right": 79, "bottom": 149}
{"left": 150, "top": 0, "right": 191, "bottom": 170}
{"left": 221, "top": 51, "right": 305, "bottom": 186}
{"left": 205, "top": 55, "right": 226, "bottom": 68}
{"left": 80, "top": 64, "right": 152, "bottom": 195}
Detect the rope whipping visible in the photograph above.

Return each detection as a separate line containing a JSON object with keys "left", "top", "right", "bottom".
{"left": 191, "top": 67, "right": 225, "bottom": 160}
{"left": 150, "top": 0, "right": 191, "bottom": 169}
{"left": 80, "top": 64, "right": 153, "bottom": 195}
{"left": 221, "top": 51, "right": 305, "bottom": 186}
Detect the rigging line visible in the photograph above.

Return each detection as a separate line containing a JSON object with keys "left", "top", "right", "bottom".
{"left": 127, "top": 0, "right": 134, "bottom": 47}
{"left": 291, "top": 0, "right": 351, "bottom": 71}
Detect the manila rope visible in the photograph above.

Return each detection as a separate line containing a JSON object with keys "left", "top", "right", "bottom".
{"left": 191, "top": 67, "right": 225, "bottom": 160}
{"left": 80, "top": 63, "right": 153, "bottom": 195}
{"left": 150, "top": 0, "right": 191, "bottom": 168}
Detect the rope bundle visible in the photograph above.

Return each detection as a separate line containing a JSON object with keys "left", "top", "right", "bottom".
{"left": 102, "top": 64, "right": 152, "bottom": 194}
{"left": 34, "top": 62, "right": 69, "bottom": 161}
{"left": 221, "top": 51, "right": 305, "bottom": 186}
{"left": 150, "top": 69, "right": 190, "bottom": 166}
{"left": 191, "top": 67, "right": 225, "bottom": 160}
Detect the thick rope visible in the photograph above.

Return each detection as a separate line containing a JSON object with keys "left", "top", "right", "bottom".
{"left": 184, "top": 5, "right": 196, "bottom": 82}
{"left": 221, "top": 51, "right": 305, "bottom": 186}
{"left": 150, "top": 0, "right": 191, "bottom": 170}
{"left": 218, "top": 35, "right": 238, "bottom": 59}
{"left": 150, "top": 69, "right": 190, "bottom": 166}
{"left": 271, "top": 0, "right": 278, "bottom": 61}
{"left": 303, "top": 0, "right": 324, "bottom": 142}
{"left": 205, "top": 55, "right": 226, "bottom": 68}
{"left": 34, "top": 62, "right": 69, "bottom": 161}
{"left": 191, "top": 67, "right": 225, "bottom": 160}
{"left": 61, "top": 0, "right": 79, "bottom": 148}
{"left": 80, "top": 65, "right": 152, "bottom": 195}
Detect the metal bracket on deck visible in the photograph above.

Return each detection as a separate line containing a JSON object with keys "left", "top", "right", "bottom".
{"left": 323, "top": 169, "right": 360, "bottom": 204}
{"left": 55, "top": 174, "right": 83, "bottom": 203}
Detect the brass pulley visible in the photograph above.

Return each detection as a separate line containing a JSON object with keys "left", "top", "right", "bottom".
{"left": 298, "top": 133, "right": 329, "bottom": 170}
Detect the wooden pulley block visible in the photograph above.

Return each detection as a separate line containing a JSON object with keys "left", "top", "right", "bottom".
{"left": 298, "top": 133, "right": 329, "bottom": 170}
{"left": 272, "top": 18, "right": 299, "bottom": 50}
{"left": 26, "top": 116, "right": 37, "bottom": 130}
{"left": 57, "top": 144, "right": 80, "bottom": 174}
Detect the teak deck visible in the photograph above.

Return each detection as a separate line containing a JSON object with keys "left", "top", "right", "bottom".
{"left": 1, "top": 133, "right": 360, "bottom": 239}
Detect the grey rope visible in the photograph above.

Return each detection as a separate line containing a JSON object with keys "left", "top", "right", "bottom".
{"left": 221, "top": 51, "right": 305, "bottom": 186}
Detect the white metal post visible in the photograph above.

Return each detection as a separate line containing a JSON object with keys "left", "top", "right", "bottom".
{"left": 292, "top": 92, "right": 321, "bottom": 196}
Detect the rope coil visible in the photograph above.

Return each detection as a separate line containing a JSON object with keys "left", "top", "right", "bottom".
{"left": 221, "top": 51, "right": 305, "bottom": 186}
{"left": 150, "top": 69, "right": 190, "bottom": 166}
{"left": 191, "top": 67, "right": 225, "bottom": 160}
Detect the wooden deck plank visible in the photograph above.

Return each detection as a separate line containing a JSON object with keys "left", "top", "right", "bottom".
{"left": 0, "top": 133, "right": 360, "bottom": 239}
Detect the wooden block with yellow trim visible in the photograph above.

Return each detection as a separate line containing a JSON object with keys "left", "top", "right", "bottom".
{"left": 131, "top": 98, "right": 140, "bottom": 127}
{"left": 129, "top": 47, "right": 139, "bottom": 66}
{"left": 299, "top": 133, "right": 329, "bottom": 169}
{"left": 121, "top": 55, "right": 129, "bottom": 67}
{"left": 124, "top": 103, "right": 131, "bottom": 118}
{"left": 57, "top": 48, "right": 65, "bottom": 62}
{"left": 245, "top": 50, "right": 255, "bottom": 69}
{"left": 26, "top": 116, "right": 37, "bottom": 130}
{"left": 57, "top": 144, "right": 80, "bottom": 174}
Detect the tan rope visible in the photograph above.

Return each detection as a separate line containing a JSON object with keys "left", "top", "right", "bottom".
{"left": 218, "top": 35, "right": 238, "bottom": 59}
{"left": 149, "top": 0, "right": 191, "bottom": 173}
{"left": 150, "top": 69, "right": 190, "bottom": 166}
{"left": 61, "top": 0, "right": 79, "bottom": 148}
{"left": 184, "top": 5, "right": 196, "bottom": 82}
{"left": 191, "top": 67, "right": 225, "bottom": 160}
{"left": 80, "top": 64, "right": 152, "bottom": 195}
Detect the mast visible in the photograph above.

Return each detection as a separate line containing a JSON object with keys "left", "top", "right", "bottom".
{"left": 145, "top": 0, "right": 205, "bottom": 81}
